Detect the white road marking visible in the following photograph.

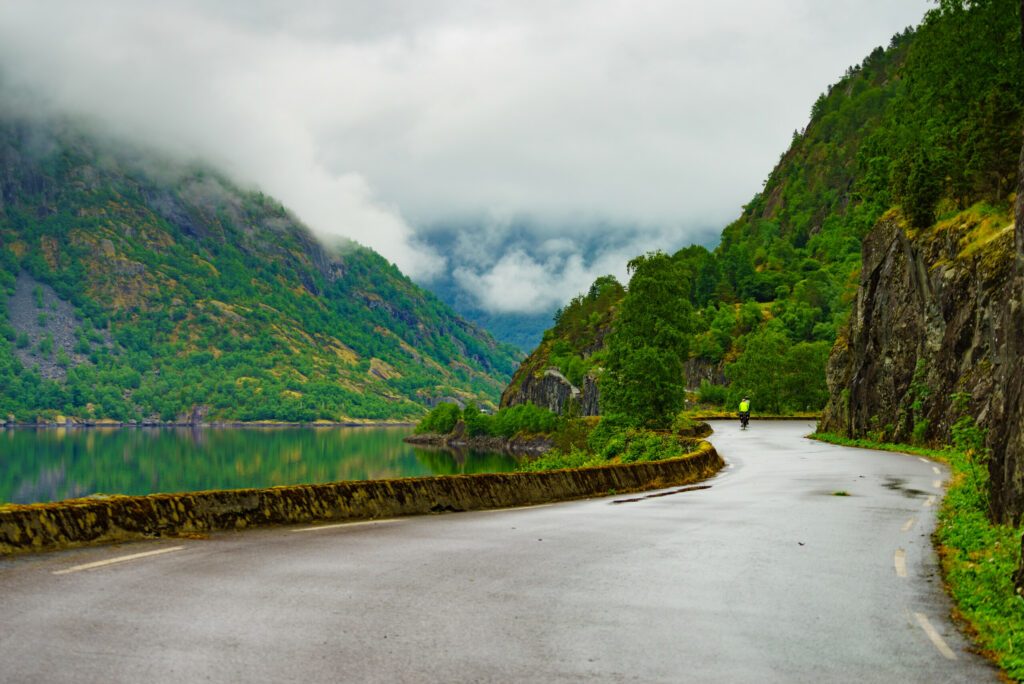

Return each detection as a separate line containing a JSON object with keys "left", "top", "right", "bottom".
{"left": 894, "top": 548, "right": 907, "bottom": 577}
{"left": 52, "top": 546, "right": 185, "bottom": 575}
{"left": 933, "top": 480, "right": 942, "bottom": 489}
{"left": 918, "top": 458, "right": 929, "bottom": 463}
{"left": 924, "top": 496, "right": 936, "bottom": 508}
{"left": 478, "top": 503, "right": 556, "bottom": 513}
{"left": 932, "top": 466, "right": 941, "bottom": 475}
{"left": 914, "top": 612, "right": 957, "bottom": 660}
{"left": 901, "top": 518, "right": 916, "bottom": 532}
{"left": 292, "top": 519, "right": 402, "bottom": 532}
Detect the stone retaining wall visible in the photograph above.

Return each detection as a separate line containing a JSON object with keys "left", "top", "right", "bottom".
{"left": 0, "top": 441, "right": 723, "bottom": 554}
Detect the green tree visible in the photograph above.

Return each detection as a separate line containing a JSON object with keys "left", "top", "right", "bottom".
{"left": 602, "top": 252, "right": 694, "bottom": 428}
{"left": 725, "top": 327, "right": 790, "bottom": 414}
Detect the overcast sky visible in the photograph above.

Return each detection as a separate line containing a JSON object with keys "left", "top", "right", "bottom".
{"left": 0, "top": 1, "right": 931, "bottom": 314}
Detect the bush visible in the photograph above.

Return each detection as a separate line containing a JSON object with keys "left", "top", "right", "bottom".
{"left": 517, "top": 446, "right": 602, "bottom": 472}
{"left": 414, "top": 402, "right": 462, "bottom": 435}
{"left": 462, "top": 402, "right": 494, "bottom": 437}
{"left": 697, "top": 381, "right": 728, "bottom": 406}
{"left": 492, "top": 402, "right": 559, "bottom": 437}
{"left": 619, "top": 432, "right": 688, "bottom": 464}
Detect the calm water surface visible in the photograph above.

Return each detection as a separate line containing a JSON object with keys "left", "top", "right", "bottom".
{"left": 0, "top": 426, "right": 520, "bottom": 504}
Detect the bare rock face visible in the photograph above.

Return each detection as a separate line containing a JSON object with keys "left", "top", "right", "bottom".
{"left": 580, "top": 374, "right": 600, "bottom": 416}
{"left": 995, "top": 137, "right": 1024, "bottom": 530}
{"left": 684, "top": 358, "right": 726, "bottom": 390}
{"left": 820, "top": 208, "right": 1021, "bottom": 522}
{"left": 500, "top": 368, "right": 600, "bottom": 416}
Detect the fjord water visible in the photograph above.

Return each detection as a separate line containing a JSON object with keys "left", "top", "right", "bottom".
{"left": 0, "top": 427, "right": 519, "bottom": 504}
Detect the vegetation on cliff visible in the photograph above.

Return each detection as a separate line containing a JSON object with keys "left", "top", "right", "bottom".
{"left": 0, "top": 113, "right": 520, "bottom": 422}
{"left": 505, "top": 0, "right": 1022, "bottom": 421}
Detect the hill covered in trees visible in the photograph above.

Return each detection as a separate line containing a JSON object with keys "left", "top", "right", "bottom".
{"left": 0, "top": 110, "right": 521, "bottom": 423}
{"left": 505, "top": 0, "right": 1023, "bottom": 423}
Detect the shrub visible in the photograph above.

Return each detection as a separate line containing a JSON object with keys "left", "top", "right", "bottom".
{"left": 517, "top": 446, "right": 602, "bottom": 472}
{"left": 414, "top": 402, "right": 462, "bottom": 435}
{"left": 492, "top": 402, "right": 559, "bottom": 437}
{"left": 462, "top": 402, "right": 494, "bottom": 437}
{"left": 697, "top": 381, "right": 728, "bottom": 406}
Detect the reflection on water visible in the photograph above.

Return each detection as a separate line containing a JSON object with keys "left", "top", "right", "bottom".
{"left": 0, "top": 426, "right": 521, "bottom": 504}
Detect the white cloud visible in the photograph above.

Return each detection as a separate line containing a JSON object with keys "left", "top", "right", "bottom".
{"left": 0, "top": 0, "right": 932, "bottom": 298}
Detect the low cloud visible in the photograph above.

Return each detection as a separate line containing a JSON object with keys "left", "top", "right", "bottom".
{"left": 443, "top": 221, "right": 716, "bottom": 314}
{"left": 0, "top": 0, "right": 930, "bottom": 295}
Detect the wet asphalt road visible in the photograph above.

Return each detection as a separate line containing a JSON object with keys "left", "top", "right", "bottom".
{"left": 0, "top": 420, "right": 1001, "bottom": 683}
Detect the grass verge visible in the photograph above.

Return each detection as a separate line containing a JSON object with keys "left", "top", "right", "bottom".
{"left": 813, "top": 432, "right": 1024, "bottom": 680}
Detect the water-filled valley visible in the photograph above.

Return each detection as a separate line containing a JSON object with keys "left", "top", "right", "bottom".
{"left": 0, "top": 426, "right": 519, "bottom": 504}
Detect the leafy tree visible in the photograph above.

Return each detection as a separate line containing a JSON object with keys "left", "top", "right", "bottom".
{"left": 602, "top": 252, "right": 694, "bottom": 428}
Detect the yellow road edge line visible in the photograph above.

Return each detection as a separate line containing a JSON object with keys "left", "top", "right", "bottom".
{"left": 52, "top": 546, "right": 185, "bottom": 575}
{"left": 932, "top": 466, "right": 941, "bottom": 475}
{"left": 894, "top": 548, "right": 907, "bottom": 578}
{"left": 901, "top": 517, "right": 915, "bottom": 532}
{"left": 923, "top": 495, "right": 936, "bottom": 508}
{"left": 914, "top": 612, "right": 957, "bottom": 660}
{"left": 918, "top": 457, "right": 929, "bottom": 463}
{"left": 292, "top": 519, "right": 403, "bottom": 533}
{"left": 933, "top": 480, "right": 942, "bottom": 489}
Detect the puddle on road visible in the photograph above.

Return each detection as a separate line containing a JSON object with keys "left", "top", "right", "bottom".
{"left": 882, "top": 477, "right": 928, "bottom": 498}
{"left": 611, "top": 485, "right": 711, "bottom": 504}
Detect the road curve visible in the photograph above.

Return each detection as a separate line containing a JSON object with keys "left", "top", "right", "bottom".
{"left": 0, "top": 421, "right": 1000, "bottom": 683}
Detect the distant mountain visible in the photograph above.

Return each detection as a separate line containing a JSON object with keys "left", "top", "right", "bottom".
{"left": 0, "top": 112, "right": 521, "bottom": 423}
{"left": 422, "top": 271, "right": 555, "bottom": 352}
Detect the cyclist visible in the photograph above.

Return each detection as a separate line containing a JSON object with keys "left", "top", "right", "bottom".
{"left": 738, "top": 397, "right": 751, "bottom": 429}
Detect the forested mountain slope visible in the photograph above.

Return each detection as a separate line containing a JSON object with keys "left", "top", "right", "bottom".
{"left": 505, "top": 0, "right": 1023, "bottom": 420}
{"left": 0, "top": 111, "right": 520, "bottom": 423}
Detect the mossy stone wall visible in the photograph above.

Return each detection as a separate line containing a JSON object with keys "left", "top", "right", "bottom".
{"left": 0, "top": 441, "right": 722, "bottom": 554}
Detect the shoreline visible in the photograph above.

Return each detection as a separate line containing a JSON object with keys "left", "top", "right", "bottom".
{"left": 404, "top": 432, "right": 553, "bottom": 455}
{"left": 1, "top": 420, "right": 417, "bottom": 430}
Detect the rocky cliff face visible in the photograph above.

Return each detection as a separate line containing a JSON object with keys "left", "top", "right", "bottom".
{"left": 996, "top": 136, "right": 1024, "bottom": 527}
{"left": 820, "top": 202, "right": 1023, "bottom": 523}
{"left": 684, "top": 358, "right": 726, "bottom": 389}
{"left": 499, "top": 368, "right": 600, "bottom": 417}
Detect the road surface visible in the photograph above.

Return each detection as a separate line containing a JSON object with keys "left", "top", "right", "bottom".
{"left": 0, "top": 421, "right": 1000, "bottom": 682}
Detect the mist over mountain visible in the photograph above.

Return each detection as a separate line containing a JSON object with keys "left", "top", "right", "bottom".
{"left": 419, "top": 219, "right": 720, "bottom": 349}
{"left": 0, "top": 1, "right": 930, "bottom": 348}
{"left": 0, "top": 109, "right": 520, "bottom": 422}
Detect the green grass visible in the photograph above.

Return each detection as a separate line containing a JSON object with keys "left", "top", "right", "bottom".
{"left": 813, "top": 432, "right": 1024, "bottom": 679}
{"left": 516, "top": 447, "right": 604, "bottom": 472}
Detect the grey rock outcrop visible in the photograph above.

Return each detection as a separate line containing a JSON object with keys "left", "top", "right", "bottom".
{"left": 995, "top": 134, "right": 1024, "bottom": 529}
{"left": 685, "top": 358, "right": 726, "bottom": 390}
{"left": 500, "top": 368, "right": 600, "bottom": 416}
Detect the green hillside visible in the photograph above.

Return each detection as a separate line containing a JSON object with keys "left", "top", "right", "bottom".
{"left": 0, "top": 113, "right": 521, "bottom": 423}
{"left": 506, "top": 0, "right": 1023, "bottom": 422}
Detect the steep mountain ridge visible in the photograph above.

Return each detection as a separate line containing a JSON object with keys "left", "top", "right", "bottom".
{"left": 505, "top": 0, "right": 1022, "bottom": 420}
{"left": 0, "top": 112, "right": 520, "bottom": 422}
{"left": 821, "top": 1, "right": 1024, "bottom": 527}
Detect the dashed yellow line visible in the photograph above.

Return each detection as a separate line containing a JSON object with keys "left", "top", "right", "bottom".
{"left": 932, "top": 466, "right": 941, "bottom": 475}
{"left": 923, "top": 495, "right": 936, "bottom": 508}
{"left": 933, "top": 480, "right": 942, "bottom": 489}
{"left": 894, "top": 549, "right": 907, "bottom": 578}
{"left": 53, "top": 546, "right": 185, "bottom": 575}
{"left": 901, "top": 517, "right": 915, "bottom": 532}
{"left": 915, "top": 612, "right": 957, "bottom": 660}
